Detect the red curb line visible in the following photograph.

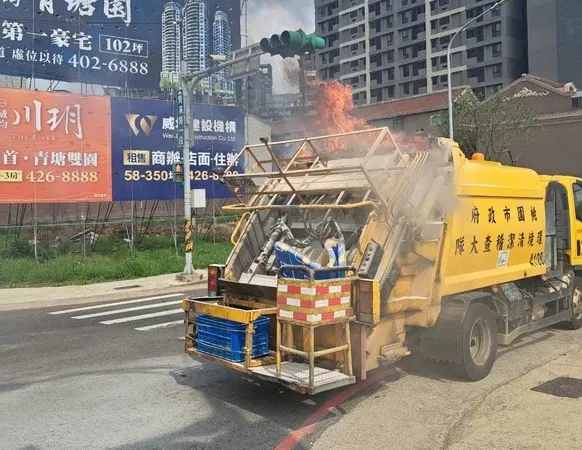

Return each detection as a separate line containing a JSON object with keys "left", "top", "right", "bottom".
{"left": 275, "top": 366, "right": 403, "bottom": 450}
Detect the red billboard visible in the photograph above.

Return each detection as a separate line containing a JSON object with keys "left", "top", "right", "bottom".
{"left": 0, "top": 88, "right": 112, "bottom": 203}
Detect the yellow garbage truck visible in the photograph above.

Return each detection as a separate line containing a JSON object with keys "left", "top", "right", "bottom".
{"left": 182, "top": 128, "right": 582, "bottom": 394}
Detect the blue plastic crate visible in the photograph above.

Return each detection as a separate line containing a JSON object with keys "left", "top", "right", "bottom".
{"left": 195, "top": 315, "right": 270, "bottom": 363}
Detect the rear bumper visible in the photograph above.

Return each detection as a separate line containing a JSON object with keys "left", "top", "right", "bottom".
{"left": 182, "top": 297, "right": 356, "bottom": 395}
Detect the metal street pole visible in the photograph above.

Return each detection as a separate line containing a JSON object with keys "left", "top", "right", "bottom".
{"left": 179, "top": 50, "right": 264, "bottom": 276}
{"left": 180, "top": 61, "right": 195, "bottom": 275}
{"left": 447, "top": 0, "right": 508, "bottom": 140}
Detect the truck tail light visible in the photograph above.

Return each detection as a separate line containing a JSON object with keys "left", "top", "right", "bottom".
{"left": 207, "top": 265, "right": 223, "bottom": 296}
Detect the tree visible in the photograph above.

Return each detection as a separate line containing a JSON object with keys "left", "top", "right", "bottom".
{"left": 439, "top": 90, "right": 541, "bottom": 164}
{"left": 159, "top": 76, "right": 179, "bottom": 91}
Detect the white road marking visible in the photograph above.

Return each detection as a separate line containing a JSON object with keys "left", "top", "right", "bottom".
{"left": 100, "top": 309, "right": 183, "bottom": 325}
{"left": 71, "top": 300, "right": 182, "bottom": 320}
{"left": 49, "top": 294, "right": 185, "bottom": 315}
{"left": 134, "top": 320, "right": 184, "bottom": 331}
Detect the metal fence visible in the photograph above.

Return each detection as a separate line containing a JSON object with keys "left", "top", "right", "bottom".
{"left": 0, "top": 200, "right": 237, "bottom": 261}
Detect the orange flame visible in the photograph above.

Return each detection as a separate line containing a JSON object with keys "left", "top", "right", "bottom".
{"left": 314, "top": 80, "right": 369, "bottom": 134}
{"left": 309, "top": 79, "right": 431, "bottom": 154}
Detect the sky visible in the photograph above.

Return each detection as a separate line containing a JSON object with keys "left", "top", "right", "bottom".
{"left": 245, "top": 0, "right": 315, "bottom": 94}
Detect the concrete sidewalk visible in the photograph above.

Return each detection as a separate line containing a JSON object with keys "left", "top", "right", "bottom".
{"left": 0, "top": 271, "right": 206, "bottom": 311}
{"left": 312, "top": 327, "right": 582, "bottom": 450}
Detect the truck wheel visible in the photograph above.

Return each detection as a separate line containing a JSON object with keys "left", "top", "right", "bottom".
{"left": 568, "top": 278, "right": 582, "bottom": 330}
{"left": 457, "top": 303, "right": 497, "bottom": 381}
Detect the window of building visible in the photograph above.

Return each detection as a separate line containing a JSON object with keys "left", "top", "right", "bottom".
{"left": 403, "top": 65, "right": 410, "bottom": 77}
{"left": 393, "top": 117, "right": 404, "bottom": 131}
{"left": 430, "top": 114, "right": 442, "bottom": 126}
{"left": 492, "top": 63, "right": 502, "bottom": 78}
{"left": 439, "top": 36, "right": 450, "bottom": 46}
{"left": 351, "top": 60, "right": 359, "bottom": 68}
{"left": 439, "top": 16, "right": 450, "bottom": 26}
{"left": 492, "top": 22, "right": 501, "bottom": 37}
{"left": 572, "top": 97, "right": 582, "bottom": 109}
{"left": 402, "top": 29, "right": 409, "bottom": 41}
{"left": 403, "top": 83, "right": 411, "bottom": 95}
{"left": 492, "top": 43, "right": 501, "bottom": 58}
{"left": 438, "top": 0, "right": 449, "bottom": 7}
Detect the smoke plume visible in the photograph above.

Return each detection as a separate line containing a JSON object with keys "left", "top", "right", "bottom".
{"left": 245, "top": 0, "right": 314, "bottom": 93}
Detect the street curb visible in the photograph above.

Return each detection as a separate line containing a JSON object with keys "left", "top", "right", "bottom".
{"left": 0, "top": 281, "right": 207, "bottom": 312}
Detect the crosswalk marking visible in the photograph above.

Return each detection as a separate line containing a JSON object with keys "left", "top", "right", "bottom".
{"left": 71, "top": 300, "right": 182, "bottom": 320}
{"left": 134, "top": 320, "right": 184, "bottom": 332}
{"left": 49, "top": 294, "right": 185, "bottom": 315}
{"left": 100, "top": 309, "right": 183, "bottom": 325}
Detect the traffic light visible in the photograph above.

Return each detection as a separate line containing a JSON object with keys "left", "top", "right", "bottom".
{"left": 260, "top": 29, "right": 325, "bottom": 58}
{"left": 173, "top": 161, "right": 184, "bottom": 184}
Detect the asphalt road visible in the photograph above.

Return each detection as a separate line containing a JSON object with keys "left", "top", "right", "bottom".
{"left": 2, "top": 291, "right": 582, "bottom": 450}
{"left": 0, "top": 290, "right": 343, "bottom": 450}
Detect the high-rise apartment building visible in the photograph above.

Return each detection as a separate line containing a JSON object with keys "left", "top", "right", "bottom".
{"left": 213, "top": 11, "right": 232, "bottom": 60}
{"left": 528, "top": 0, "right": 582, "bottom": 88}
{"left": 161, "top": 2, "right": 182, "bottom": 79}
{"left": 315, "top": 0, "right": 527, "bottom": 105}
{"left": 183, "top": 0, "right": 209, "bottom": 76}
{"left": 212, "top": 9, "right": 234, "bottom": 95}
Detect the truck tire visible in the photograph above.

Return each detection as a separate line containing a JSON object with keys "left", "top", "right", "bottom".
{"left": 567, "top": 277, "right": 582, "bottom": 330}
{"left": 456, "top": 303, "right": 497, "bottom": 381}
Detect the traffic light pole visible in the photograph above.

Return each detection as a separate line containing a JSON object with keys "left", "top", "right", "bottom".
{"left": 179, "top": 52, "right": 264, "bottom": 276}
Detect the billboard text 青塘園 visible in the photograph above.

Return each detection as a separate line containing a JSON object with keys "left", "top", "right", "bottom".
{"left": 0, "top": 1, "right": 162, "bottom": 89}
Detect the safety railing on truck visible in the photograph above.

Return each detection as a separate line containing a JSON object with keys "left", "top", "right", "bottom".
{"left": 274, "top": 265, "right": 356, "bottom": 391}
{"left": 219, "top": 128, "right": 419, "bottom": 217}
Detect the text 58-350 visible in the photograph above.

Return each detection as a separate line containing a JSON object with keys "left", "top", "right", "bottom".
{"left": 68, "top": 55, "right": 148, "bottom": 75}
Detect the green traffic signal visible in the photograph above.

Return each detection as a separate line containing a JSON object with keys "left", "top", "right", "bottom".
{"left": 260, "top": 29, "right": 325, "bottom": 57}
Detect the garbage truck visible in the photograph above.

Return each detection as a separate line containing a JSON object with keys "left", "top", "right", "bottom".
{"left": 182, "top": 127, "right": 582, "bottom": 394}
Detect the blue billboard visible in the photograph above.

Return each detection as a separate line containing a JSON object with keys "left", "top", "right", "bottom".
{"left": 0, "top": 1, "right": 161, "bottom": 89}
{"left": 111, "top": 97, "right": 245, "bottom": 201}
